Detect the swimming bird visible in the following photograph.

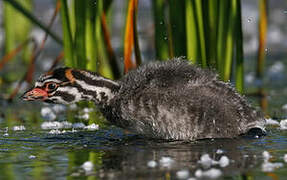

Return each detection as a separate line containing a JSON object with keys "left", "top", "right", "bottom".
{"left": 22, "top": 59, "right": 266, "bottom": 140}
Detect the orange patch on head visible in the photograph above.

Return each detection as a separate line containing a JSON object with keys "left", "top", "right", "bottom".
{"left": 65, "top": 69, "right": 75, "bottom": 83}
{"left": 44, "top": 71, "right": 54, "bottom": 76}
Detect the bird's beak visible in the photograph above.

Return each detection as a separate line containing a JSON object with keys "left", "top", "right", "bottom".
{"left": 21, "top": 87, "right": 48, "bottom": 101}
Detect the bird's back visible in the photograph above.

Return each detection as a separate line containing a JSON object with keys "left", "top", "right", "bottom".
{"left": 106, "top": 59, "right": 265, "bottom": 140}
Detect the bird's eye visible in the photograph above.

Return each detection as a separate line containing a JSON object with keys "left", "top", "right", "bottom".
{"left": 46, "top": 83, "right": 57, "bottom": 91}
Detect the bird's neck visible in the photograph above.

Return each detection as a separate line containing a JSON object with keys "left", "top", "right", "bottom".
{"left": 70, "top": 69, "right": 120, "bottom": 105}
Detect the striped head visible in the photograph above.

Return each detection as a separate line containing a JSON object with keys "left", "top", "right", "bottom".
{"left": 22, "top": 67, "right": 120, "bottom": 105}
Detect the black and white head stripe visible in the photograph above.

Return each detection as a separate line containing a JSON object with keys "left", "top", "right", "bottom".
{"left": 71, "top": 70, "right": 119, "bottom": 90}
{"left": 35, "top": 67, "right": 70, "bottom": 87}
{"left": 69, "top": 70, "right": 120, "bottom": 103}
{"left": 35, "top": 67, "right": 120, "bottom": 105}
{"left": 38, "top": 67, "right": 69, "bottom": 82}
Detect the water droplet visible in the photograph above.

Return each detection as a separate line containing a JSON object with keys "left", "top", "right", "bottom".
{"left": 29, "top": 155, "right": 36, "bottom": 159}
{"left": 164, "top": 37, "right": 168, "bottom": 40}
{"left": 284, "top": 10, "right": 287, "bottom": 14}
{"left": 160, "top": 21, "right": 163, "bottom": 25}
{"left": 247, "top": 18, "right": 252, "bottom": 22}
{"left": 265, "top": 48, "right": 268, "bottom": 52}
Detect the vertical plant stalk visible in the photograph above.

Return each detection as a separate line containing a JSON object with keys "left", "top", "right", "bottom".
{"left": 168, "top": 0, "right": 186, "bottom": 57}
{"left": 124, "top": 0, "right": 138, "bottom": 73}
{"left": 256, "top": 0, "right": 268, "bottom": 112}
{"left": 235, "top": 0, "right": 244, "bottom": 94}
{"left": 74, "top": 0, "right": 87, "bottom": 68}
{"left": 185, "top": 0, "right": 199, "bottom": 64}
{"left": 3, "top": 0, "right": 16, "bottom": 53}
{"left": 60, "top": 0, "right": 75, "bottom": 67}
{"left": 101, "top": 13, "right": 121, "bottom": 79}
{"left": 194, "top": 0, "right": 207, "bottom": 68}
{"left": 95, "top": 0, "right": 114, "bottom": 79}
{"left": 132, "top": 0, "right": 142, "bottom": 66}
{"left": 85, "top": 0, "right": 96, "bottom": 71}
{"left": 207, "top": 0, "right": 219, "bottom": 68}
{"left": 256, "top": 0, "right": 268, "bottom": 79}
{"left": 223, "top": 0, "right": 237, "bottom": 81}
{"left": 152, "top": 0, "right": 169, "bottom": 60}
{"left": 3, "top": 0, "right": 32, "bottom": 63}
{"left": 166, "top": 18, "right": 174, "bottom": 58}
{"left": 216, "top": 0, "right": 230, "bottom": 77}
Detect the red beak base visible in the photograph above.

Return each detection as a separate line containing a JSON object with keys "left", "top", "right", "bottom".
{"left": 22, "top": 88, "right": 48, "bottom": 101}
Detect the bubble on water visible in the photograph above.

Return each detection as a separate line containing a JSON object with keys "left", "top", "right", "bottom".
{"left": 77, "top": 113, "right": 90, "bottom": 120}
{"left": 49, "top": 129, "right": 65, "bottom": 134}
{"left": 280, "top": 119, "right": 287, "bottom": 130}
{"left": 13, "top": 125, "right": 26, "bottom": 131}
{"left": 73, "top": 122, "right": 86, "bottom": 129}
{"left": 198, "top": 154, "right": 215, "bottom": 168}
{"left": 69, "top": 104, "right": 78, "bottom": 110}
{"left": 85, "top": 123, "right": 99, "bottom": 131}
{"left": 219, "top": 156, "right": 230, "bottom": 167}
{"left": 147, "top": 160, "right": 157, "bottom": 168}
{"left": 52, "top": 104, "right": 67, "bottom": 114}
{"left": 41, "top": 121, "right": 72, "bottom": 130}
{"left": 216, "top": 149, "right": 224, "bottom": 154}
{"left": 159, "top": 156, "right": 174, "bottom": 168}
{"left": 195, "top": 168, "right": 222, "bottom": 179}
{"left": 81, "top": 161, "right": 94, "bottom": 172}
{"left": 176, "top": 169, "right": 190, "bottom": 179}
{"left": 29, "top": 155, "right": 36, "bottom": 159}
{"left": 282, "top": 104, "right": 287, "bottom": 111}
{"left": 262, "top": 162, "right": 283, "bottom": 172}
{"left": 263, "top": 151, "right": 271, "bottom": 161}
{"left": 83, "top": 108, "right": 93, "bottom": 113}
{"left": 41, "top": 107, "right": 56, "bottom": 121}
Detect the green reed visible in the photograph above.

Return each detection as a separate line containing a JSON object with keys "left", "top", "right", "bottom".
{"left": 3, "top": 0, "right": 33, "bottom": 63}
{"left": 1, "top": 0, "right": 269, "bottom": 100}
{"left": 152, "top": 0, "right": 245, "bottom": 92}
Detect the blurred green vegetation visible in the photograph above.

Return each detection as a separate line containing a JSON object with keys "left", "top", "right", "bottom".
{"left": 1, "top": 0, "right": 259, "bottom": 93}
{"left": 3, "top": 0, "right": 33, "bottom": 63}
{"left": 0, "top": 0, "right": 269, "bottom": 119}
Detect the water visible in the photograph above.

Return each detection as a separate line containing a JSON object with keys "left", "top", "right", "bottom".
{"left": 0, "top": 99, "right": 286, "bottom": 180}
{"left": 0, "top": 127, "right": 286, "bottom": 179}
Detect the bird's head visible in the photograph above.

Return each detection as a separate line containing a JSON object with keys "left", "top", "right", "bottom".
{"left": 22, "top": 67, "right": 78, "bottom": 104}
{"left": 22, "top": 67, "right": 120, "bottom": 105}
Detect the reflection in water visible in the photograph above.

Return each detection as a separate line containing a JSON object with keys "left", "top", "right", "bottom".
{"left": 96, "top": 137, "right": 262, "bottom": 179}
{"left": 0, "top": 98, "right": 285, "bottom": 179}
{"left": 0, "top": 127, "right": 278, "bottom": 179}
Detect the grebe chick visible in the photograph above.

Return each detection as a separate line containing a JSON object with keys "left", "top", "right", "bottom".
{"left": 22, "top": 59, "right": 266, "bottom": 140}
